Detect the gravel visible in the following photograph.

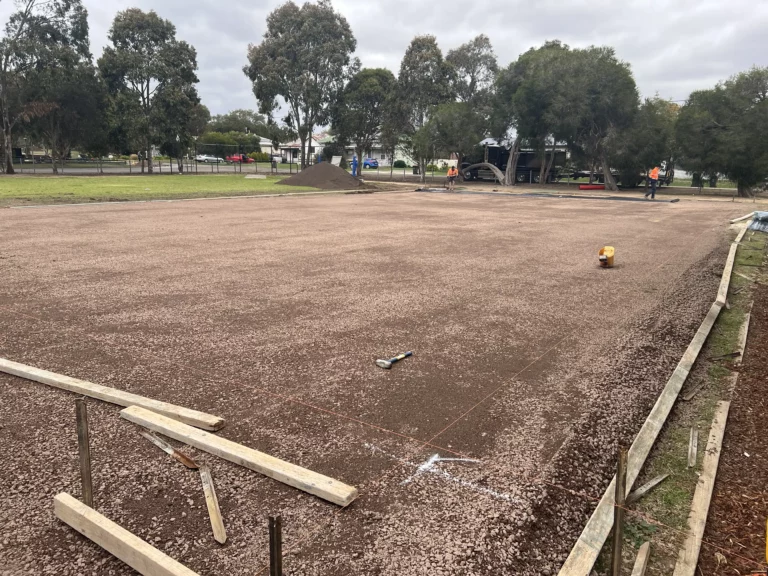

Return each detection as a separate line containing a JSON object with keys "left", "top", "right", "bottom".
{"left": 0, "top": 192, "right": 744, "bottom": 575}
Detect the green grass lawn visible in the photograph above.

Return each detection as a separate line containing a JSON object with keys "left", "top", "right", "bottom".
{"left": 0, "top": 174, "right": 319, "bottom": 206}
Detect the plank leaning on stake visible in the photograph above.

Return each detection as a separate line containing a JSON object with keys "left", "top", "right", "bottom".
{"left": 0, "top": 357, "right": 224, "bottom": 431}
{"left": 121, "top": 406, "right": 358, "bottom": 507}
{"left": 54, "top": 492, "right": 199, "bottom": 576}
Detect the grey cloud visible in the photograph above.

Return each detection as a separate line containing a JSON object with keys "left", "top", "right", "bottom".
{"left": 1, "top": 0, "right": 766, "bottom": 113}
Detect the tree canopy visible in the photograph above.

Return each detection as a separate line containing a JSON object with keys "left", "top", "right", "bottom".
{"left": 0, "top": 1, "right": 764, "bottom": 197}
{"left": 208, "top": 109, "right": 266, "bottom": 135}
{"left": 0, "top": 0, "right": 90, "bottom": 172}
{"left": 244, "top": 0, "right": 357, "bottom": 168}
{"left": 333, "top": 67, "right": 395, "bottom": 162}
{"left": 611, "top": 97, "right": 677, "bottom": 188}
{"left": 446, "top": 34, "right": 498, "bottom": 105}
{"left": 98, "top": 8, "right": 199, "bottom": 173}
{"left": 677, "top": 67, "right": 768, "bottom": 196}
{"left": 396, "top": 35, "right": 453, "bottom": 181}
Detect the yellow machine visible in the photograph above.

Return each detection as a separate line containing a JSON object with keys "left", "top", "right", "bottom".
{"left": 599, "top": 246, "right": 615, "bottom": 268}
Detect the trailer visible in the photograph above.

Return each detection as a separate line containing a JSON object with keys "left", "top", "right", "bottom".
{"left": 461, "top": 143, "right": 567, "bottom": 183}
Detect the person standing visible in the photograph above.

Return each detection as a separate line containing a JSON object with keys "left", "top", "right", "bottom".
{"left": 447, "top": 165, "right": 459, "bottom": 191}
{"left": 645, "top": 166, "right": 660, "bottom": 199}
{"left": 351, "top": 155, "right": 358, "bottom": 177}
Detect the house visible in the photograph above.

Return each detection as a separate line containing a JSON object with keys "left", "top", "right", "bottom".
{"left": 279, "top": 133, "right": 327, "bottom": 163}
{"left": 253, "top": 135, "right": 277, "bottom": 156}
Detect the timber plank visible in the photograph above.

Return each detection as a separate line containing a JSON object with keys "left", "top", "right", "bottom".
{"left": 0, "top": 357, "right": 224, "bottom": 431}
{"left": 54, "top": 492, "right": 199, "bottom": 576}
{"left": 121, "top": 406, "right": 358, "bottom": 507}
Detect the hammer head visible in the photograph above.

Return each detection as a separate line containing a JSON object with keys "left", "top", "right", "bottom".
{"left": 375, "top": 359, "right": 392, "bottom": 369}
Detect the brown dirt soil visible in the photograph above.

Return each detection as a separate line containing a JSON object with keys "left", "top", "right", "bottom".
{"left": 698, "top": 279, "right": 768, "bottom": 575}
{"left": 279, "top": 162, "right": 363, "bottom": 190}
{"left": 0, "top": 192, "right": 747, "bottom": 575}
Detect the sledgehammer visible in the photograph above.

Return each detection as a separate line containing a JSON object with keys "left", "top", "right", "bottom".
{"left": 375, "top": 351, "right": 413, "bottom": 370}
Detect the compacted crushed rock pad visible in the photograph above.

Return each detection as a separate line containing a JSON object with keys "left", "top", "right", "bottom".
{"left": 0, "top": 194, "right": 745, "bottom": 576}
{"left": 279, "top": 162, "right": 363, "bottom": 190}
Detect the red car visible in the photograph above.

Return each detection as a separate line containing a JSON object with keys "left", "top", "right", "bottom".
{"left": 226, "top": 154, "right": 254, "bottom": 163}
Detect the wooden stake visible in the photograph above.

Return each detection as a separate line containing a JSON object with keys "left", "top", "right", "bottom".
{"left": 199, "top": 466, "right": 226, "bottom": 544}
{"left": 269, "top": 516, "right": 283, "bottom": 576}
{"left": 683, "top": 384, "right": 704, "bottom": 402}
{"left": 611, "top": 446, "right": 628, "bottom": 576}
{"left": 75, "top": 398, "right": 93, "bottom": 508}
{"left": 631, "top": 542, "right": 650, "bottom": 576}
{"left": 687, "top": 428, "right": 699, "bottom": 468}
{"left": 673, "top": 402, "right": 730, "bottom": 576}
{"left": 627, "top": 474, "right": 669, "bottom": 505}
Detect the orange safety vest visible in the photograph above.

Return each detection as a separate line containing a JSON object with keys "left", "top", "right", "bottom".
{"left": 448, "top": 167, "right": 458, "bottom": 177}
{"left": 650, "top": 167, "right": 660, "bottom": 180}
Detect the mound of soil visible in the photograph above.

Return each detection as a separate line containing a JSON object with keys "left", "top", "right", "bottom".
{"left": 279, "top": 162, "right": 362, "bottom": 190}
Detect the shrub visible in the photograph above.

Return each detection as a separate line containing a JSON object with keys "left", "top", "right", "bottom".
{"left": 393, "top": 159, "right": 407, "bottom": 168}
{"left": 426, "top": 164, "right": 440, "bottom": 171}
{"left": 248, "top": 151, "right": 271, "bottom": 163}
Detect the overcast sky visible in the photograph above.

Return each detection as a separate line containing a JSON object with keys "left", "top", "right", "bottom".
{"left": 3, "top": 0, "right": 767, "bottom": 116}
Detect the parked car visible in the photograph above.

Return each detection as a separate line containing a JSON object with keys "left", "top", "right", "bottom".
{"left": 195, "top": 154, "right": 223, "bottom": 163}
{"left": 226, "top": 154, "right": 254, "bottom": 163}
{"left": 270, "top": 154, "right": 282, "bottom": 163}
{"left": 363, "top": 158, "right": 378, "bottom": 169}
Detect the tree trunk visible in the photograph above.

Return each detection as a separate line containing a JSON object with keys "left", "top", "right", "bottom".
{"left": 457, "top": 153, "right": 464, "bottom": 181}
{"left": 538, "top": 148, "right": 547, "bottom": 184}
{"left": 299, "top": 134, "right": 307, "bottom": 170}
{"left": 691, "top": 172, "right": 702, "bottom": 190}
{"left": 504, "top": 137, "right": 521, "bottom": 186}
{"left": 543, "top": 146, "right": 556, "bottom": 184}
{"left": 356, "top": 146, "right": 364, "bottom": 176}
{"left": 4, "top": 126, "right": 15, "bottom": 174}
{"left": 146, "top": 146, "right": 153, "bottom": 174}
{"left": 177, "top": 157, "right": 184, "bottom": 174}
{"left": 708, "top": 174, "right": 718, "bottom": 188}
{"left": 420, "top": 158, "right": 427, "bottom": 184}
{"left": 600, "top": 152, "right": 618, "bottom": 191}
{"left": 737, "top": 183, "right": 753, "bottom": 198}
{"left": 588, "top": 160, "right": 596, "bottom": 184}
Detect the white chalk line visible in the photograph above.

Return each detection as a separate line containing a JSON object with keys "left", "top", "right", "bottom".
{"left": 365, "top": 443, "right": 520, "bottom": 503}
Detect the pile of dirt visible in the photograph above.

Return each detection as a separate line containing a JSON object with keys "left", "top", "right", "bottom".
{"left": 279, "top": 162, "right": 362, "bottom": 190}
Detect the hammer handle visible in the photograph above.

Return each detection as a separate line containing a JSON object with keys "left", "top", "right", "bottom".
{"left": 390, "top": 351, "right": 413, "bottom": 364}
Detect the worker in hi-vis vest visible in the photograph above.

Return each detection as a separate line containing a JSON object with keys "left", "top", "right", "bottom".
{"left": 645, "top": 166, "right": 660, "bottom": 200}
{"left": 447, "top": 165, "right": 459, "bottom": 191}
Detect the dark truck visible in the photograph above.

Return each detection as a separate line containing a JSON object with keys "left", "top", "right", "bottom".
{"left": 461, "top": 143, "right": 567, "bottom": 183}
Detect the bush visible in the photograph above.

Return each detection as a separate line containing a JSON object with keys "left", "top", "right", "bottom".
{"left": 393, "top": 160, "right": 407, "bottom": 168}
{"left": 426, "top": 164, "right": 440, "bottom": 171}
{"left": 248, "top": 151, "right": 271, "bottom": 163}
